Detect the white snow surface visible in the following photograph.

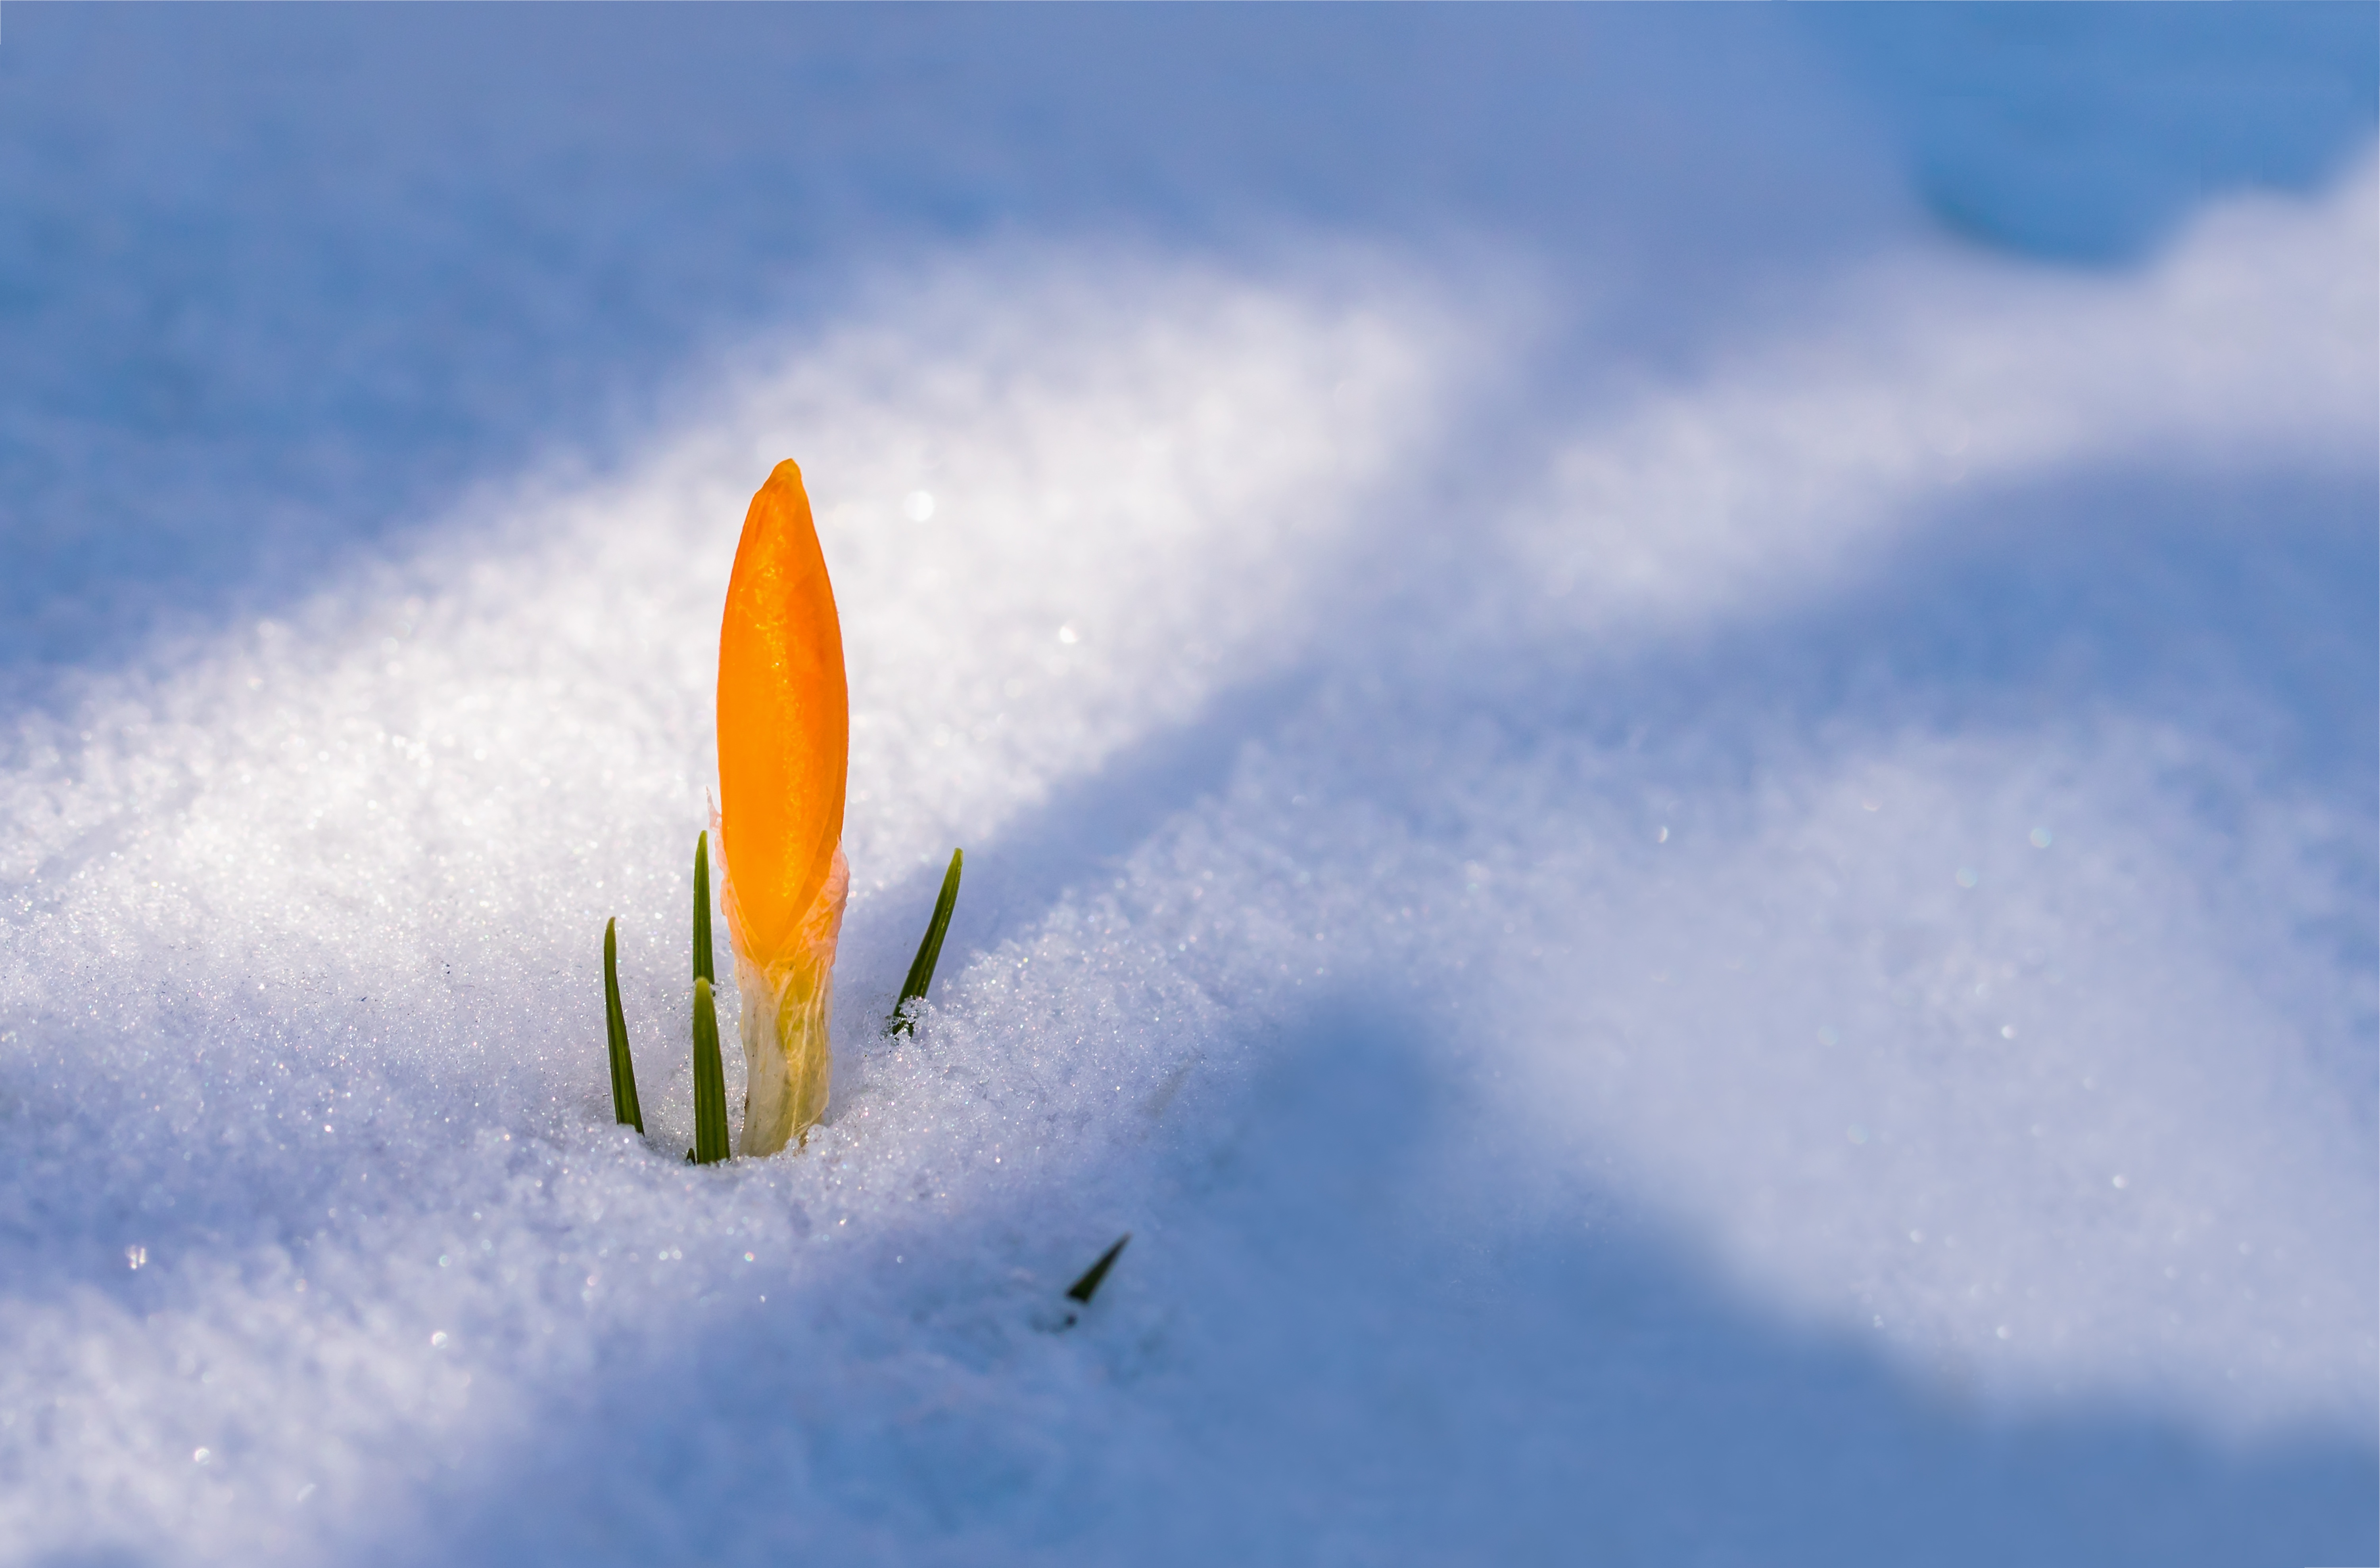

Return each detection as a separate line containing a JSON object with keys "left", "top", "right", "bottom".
{"left": 1, "top": 12, "right": 2374, "bottom": 1567}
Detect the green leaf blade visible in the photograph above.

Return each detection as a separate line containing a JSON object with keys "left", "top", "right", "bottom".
{"left": 604, "top": 918, "right": 645, "bottom": 1133}
{"left": 1065, "top": 1233, "right": 1131, "bottom": 1305}
{"left": 888, "top": 847, "right": 963, "bottom": 1035}
{"left": 691, "top": 974, "right": 730, "bottom": 1165}
{"left": 693, "top": 831, "right": 716, "bottom": 988}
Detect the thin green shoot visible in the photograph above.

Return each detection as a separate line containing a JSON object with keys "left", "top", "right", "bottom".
{"left": 691, "top": 975, "right": 730, "bottom": 1164}
{"left": 693, "top": 830, "right": 716, "bottom": 987}
{"left": 1065, "top": 1233, "right": 1130, "bottom": 1304}
{"left": 603, "top": 918, "right": 645, "bottom": 1133}
{"left": 887, "top": 847, "right": 963, "bottom": 1035}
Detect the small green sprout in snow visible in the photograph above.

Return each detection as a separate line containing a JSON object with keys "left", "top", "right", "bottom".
{"left": 603, "top": 918, "right": 644, "bottom": 1133}
{"left": 689, "top": 973, "right": 731, "bottom": 1165}
{"left": 1067, "top": 1234, "right": 1131, "bottom": 1306}
{"left": 888, "top": 848, "right": 963, "bottom": 1036}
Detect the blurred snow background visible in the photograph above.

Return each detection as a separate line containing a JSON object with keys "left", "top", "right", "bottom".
{"left": 0, "top": 7, "right": 2373, "bottom": 1564}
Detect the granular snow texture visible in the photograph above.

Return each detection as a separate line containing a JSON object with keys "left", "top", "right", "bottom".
{"left": 0, "top": 9, "right": 2373, "bottom": 1566}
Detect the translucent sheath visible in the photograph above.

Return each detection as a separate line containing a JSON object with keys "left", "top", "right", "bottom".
{"left": 730, "top": 850, "right": 846, "bottom": 1153}
{"left": 716, "top": 460, "right": 850, "bottom": 1155}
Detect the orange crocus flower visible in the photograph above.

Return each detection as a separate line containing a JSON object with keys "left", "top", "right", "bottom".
{"left": 716, "top": 460, "right": 849, "bottom": 1154}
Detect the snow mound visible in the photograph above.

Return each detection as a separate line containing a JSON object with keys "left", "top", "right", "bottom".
{"left": 0, "top": 152, "right": 2372, "bottom": 1568}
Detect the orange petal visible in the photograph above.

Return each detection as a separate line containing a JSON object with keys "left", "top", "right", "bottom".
{"left": 716, "top": 460, "right": 848, "bottom": 968}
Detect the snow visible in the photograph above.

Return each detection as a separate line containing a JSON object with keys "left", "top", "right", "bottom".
{"left": 0, "top": 9, "right": 2373, "bottom": 1565}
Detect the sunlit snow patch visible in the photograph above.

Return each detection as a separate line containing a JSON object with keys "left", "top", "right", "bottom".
{"left": 0, "top": 251, "right": 1462, "bottom": 1562}
{"left": 0, "top": 160, "right": 2369, "bottom": 1562}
